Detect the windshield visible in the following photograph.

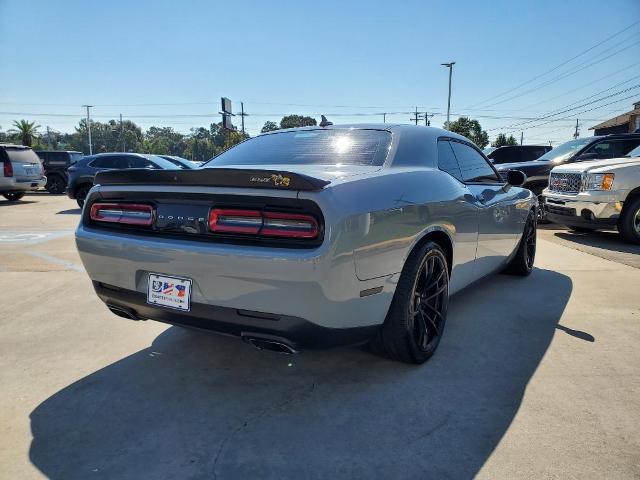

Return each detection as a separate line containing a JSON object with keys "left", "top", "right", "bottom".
{"left": 204, "top": 129, "right": 392, "bottom": 167}
{"left": 536, "top": 138, "right": 592, "bottom": 164}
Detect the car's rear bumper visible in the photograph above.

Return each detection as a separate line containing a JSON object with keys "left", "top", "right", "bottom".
{"left": 0, "top": 176, "right": 47, "bottom": 193}
{"left": 93, "top": 281, "right": 379, "bottom": 349}
{"left": 75, "top": 224, "right": 396, "bottom": 334}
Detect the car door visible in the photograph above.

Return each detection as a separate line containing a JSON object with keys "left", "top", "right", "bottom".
{"left": 449, "top": 140, "right": 521, "bottom": 278}
{"left": 436, "top": 140, "right": 479, "bottom": 292}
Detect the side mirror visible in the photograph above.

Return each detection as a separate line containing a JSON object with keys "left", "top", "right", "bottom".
{"left": 506, "top": 169, "right": 526, "bottom": 186}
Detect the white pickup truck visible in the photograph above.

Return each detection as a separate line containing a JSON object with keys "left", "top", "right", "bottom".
{"left": 543, "top": 145, "right": 640, "bottom": 244}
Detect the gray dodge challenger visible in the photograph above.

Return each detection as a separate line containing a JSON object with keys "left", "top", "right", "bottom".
{"left": 75, "top": 124, "right": 537, "bottom": 364}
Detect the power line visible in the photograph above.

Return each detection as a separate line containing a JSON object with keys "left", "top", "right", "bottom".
{"left": 488, "top": 79, "right": 640, "bottom": 131}
{"left": 466, "top": 20, "right": 640, "bottom": 108}
{"left": 477, "top": 37, "right": 640, "bottom": 109}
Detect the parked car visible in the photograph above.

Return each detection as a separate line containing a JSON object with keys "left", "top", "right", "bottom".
{"left": 158, "top": 155, "right": 198, "bottom": 169}
{"left": 75, "top": 124, "right": 537, "bottom": 364}
{"left": 543, "top": 144, "right": 640, "bottom": 244}
{"left": 35, "top": 150, "right": 83, "bottom": 194}
{"left": 494, "top": 134, "right": 640, "bottom": 220}
{"left": 66, "top": 152, "right": 179, "bottom": 207}
{"left": 486, "top": 145, "right": 552, "bottom": 164}
{"left": 0, "top": 144, "right": 47, "bottom": 201}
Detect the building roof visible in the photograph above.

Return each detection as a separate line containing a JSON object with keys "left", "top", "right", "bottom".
{"left": 589, "top": 101, "right": 640, "bottom": 130}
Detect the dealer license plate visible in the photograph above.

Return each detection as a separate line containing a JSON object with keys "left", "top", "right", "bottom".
{"left": 147, "top": 273, "right": 192, "bottom": 311}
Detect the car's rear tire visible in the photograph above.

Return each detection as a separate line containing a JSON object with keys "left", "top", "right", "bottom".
{"left": 369, "top": 241, "right": 449, "bottom": 364}
{"left": 568, "top": 225, "right": 598, "bottom": 233}
{"left": 46, "top": 174, "right": 66, "bottom": 194}
{"left": 75, "top": 184, "right": 91, "bottom": 208}
{"left": 503, "top": 210, "right": 536, "bottom": 276}
{"left": 3, "top": 192, "right": 25, "bottom": 202}
{"left": 618, "top": 196, "right": 640, "bottom": 245}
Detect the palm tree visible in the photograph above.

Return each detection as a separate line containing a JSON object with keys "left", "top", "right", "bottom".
{"left": 12, "top": 119, "right": 40, "bottom": 146}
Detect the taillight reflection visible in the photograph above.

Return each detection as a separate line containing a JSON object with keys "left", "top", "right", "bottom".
{"left": 208, "top": 208, "right": 319, "bottom": 239}
{"left": 3, "top": 161, "right": 13, "bottom": 178}
{"left": 90, "top": 203, "right": 153, "bottom": 226}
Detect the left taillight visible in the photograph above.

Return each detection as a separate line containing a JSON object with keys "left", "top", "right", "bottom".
{"left": 208, "top": 208, "right": 319, "bottom": 239}
{"left": 90, "top": 203, "right": 154, "bottom": 226}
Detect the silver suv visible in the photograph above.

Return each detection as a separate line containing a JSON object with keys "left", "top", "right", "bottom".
{"left": 0, "top": 145, "right": 47, "bottom": 201}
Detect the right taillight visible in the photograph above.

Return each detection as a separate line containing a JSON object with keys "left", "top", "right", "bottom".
{"left": 3, "top": 161, "right": 13, "bottom": 178}
{"left": 208, "top": 208, "right": 319, "bottom": 239}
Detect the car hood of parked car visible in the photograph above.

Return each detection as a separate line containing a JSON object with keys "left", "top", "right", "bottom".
{"left": 551, "top": 157, "right": 640, "bottom": 173}
{"left": 494, "top": 160, "right": 550, "bottom": 172}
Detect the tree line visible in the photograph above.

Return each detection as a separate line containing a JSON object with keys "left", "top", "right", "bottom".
{"left": 1, "top": 114, "right": 513, "bottom": 158}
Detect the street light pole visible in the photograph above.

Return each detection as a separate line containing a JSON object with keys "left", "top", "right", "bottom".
{"left": 83, "top": 105, "right": 93, "bottom": 155}
{"left": 441, "top": 62, "right": 455, "bottom": 129}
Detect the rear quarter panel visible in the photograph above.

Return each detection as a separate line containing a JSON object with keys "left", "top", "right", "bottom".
{"left": 302, "top": 168, "right": 479, "bottom": 294}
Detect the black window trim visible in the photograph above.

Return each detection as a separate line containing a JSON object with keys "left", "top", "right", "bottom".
{"left": 439, "top": 136, "right": 504, "bottom": 185}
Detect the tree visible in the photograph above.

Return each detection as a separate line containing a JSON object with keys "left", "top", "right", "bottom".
{"left": 11, "top": 119, "right": 40, "bottom": 146}
{"left": 492, "top": 133, "right": 518, "bottom": 147}
{"left": 279, "top": 115, "right": 317, "bottom": 129}
{"left": 448, "top": 117, "right": 489, "bottom": 149}
{"left": 261, "top": 121, "right": 279, "bottom": 133}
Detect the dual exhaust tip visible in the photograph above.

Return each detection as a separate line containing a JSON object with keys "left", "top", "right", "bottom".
{"left": 242, "top": 334, "right": 298, "bottom": 355}
{"left": 107, "top": 304, "right": 298, "bottom": 355}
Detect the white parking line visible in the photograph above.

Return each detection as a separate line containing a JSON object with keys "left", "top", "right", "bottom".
{"left": 0, "top": 231, "right": 73, "bottom": 244}
{"left": 27, "top": 251, "right": 84, "bottom": 272}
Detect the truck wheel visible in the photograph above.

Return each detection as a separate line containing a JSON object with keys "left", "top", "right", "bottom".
{"left": 531, "top": 186, "right": 548, "bottom": 223}
{"left": 369, "top": 241, "right": 449, "bottom": 364}
{"left": 503, "top": 210, "right": 536, "bottom": 276}
{"left": 46, "top": 174, "right": 66, "bottom": 194}
{"left": 3, "top": 192, "right": 25, "bottom": 202}
{"left": 618, "top": 196, "right": 640, "bottom": 245}
{"left": 75, "top": 184, "right": 91, "bottom": 208}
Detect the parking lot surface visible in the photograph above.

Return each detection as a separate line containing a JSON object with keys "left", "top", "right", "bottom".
{"left": 1, "top": 193, "right": 639, "bottom": 479}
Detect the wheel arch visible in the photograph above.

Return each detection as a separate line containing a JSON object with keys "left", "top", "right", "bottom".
{"left": 623, "top": 186, "right": 640, "bottom": 205}
{"left": 405, "top": 227, "right": 454, "bottom": 275}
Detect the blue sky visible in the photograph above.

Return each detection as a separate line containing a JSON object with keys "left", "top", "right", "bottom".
{"left": 0, "top": 0, "right": 639, "bottom": 144}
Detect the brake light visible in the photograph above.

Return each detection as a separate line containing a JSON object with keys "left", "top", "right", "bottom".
{"left": 208, "top": 208, "right": 319, "bottom": 239}
{"left": 3, "top": 161, "right": 13, "bottom": 178}
{"left": 90, "top": 203, "right": 153, "bottom": 226}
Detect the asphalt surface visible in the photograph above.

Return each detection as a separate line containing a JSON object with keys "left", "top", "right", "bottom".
{"left": 1, "top": 192, "right": 639, "bottom": 479}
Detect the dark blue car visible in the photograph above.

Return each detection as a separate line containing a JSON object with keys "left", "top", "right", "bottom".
{"left": 66, "top": 153, "right": 179, "bottom": 207}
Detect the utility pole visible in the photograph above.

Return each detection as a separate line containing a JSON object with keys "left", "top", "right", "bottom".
{"left": 120, "top": 113, "right": 125, "bottom": 152}
{"left": 46, "top": 126, "right": 52, "bottom": 149}
{"left": 573, "top": 119, "right": 580, "bottom": 139}
{"left": 441, "top": 62, "right": 455, "bottom": 129}
{"left": 82, "top": 105, "right": 93, "bottom": 155}
{"left": 520, "top": 131, "right": 524, "bottom": 146}
{"left": 239, "top": 102, "right": 247, "bottom": 134}
{"left": 410, "top": 107, "right": 419, "bottom": 125}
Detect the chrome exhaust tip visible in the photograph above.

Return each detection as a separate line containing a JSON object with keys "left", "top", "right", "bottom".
{"left": 242, "top": 334, "right": 298, "bottom": 355}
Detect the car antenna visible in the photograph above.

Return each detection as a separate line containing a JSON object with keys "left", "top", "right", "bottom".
{"left": 320, "top": 115, "right": 333, "bottom": 127}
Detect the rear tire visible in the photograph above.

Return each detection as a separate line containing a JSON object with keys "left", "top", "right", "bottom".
{"left": 75, "top": 184, "right": 91, "bottom": 208}
{"left": 46, "top": 174, "right": 66, "bottom": 194}
{"left": 503, "top": 210, "right": 536, "bottom": 276}
{"left": 618, "top": 196, "right": 640, "bottom": 245}
{"left": 3, "top": 192, "right": 25, "bottom": 202}
{"left": 369, "top": 241, "right": 449, "bottom": 364}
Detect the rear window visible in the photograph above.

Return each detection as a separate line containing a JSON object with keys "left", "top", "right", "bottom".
{"left": 69, "top": 152, "right": 83, "bottom": 164}
{"left": 6, "top": 148, "right": 40, "bottom": 164}
{"left": 204, "top": 129, "right": 392, "bottom": 167}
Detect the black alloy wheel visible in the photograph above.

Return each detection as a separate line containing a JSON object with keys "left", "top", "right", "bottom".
{"left": 411, "top": 251, "right": 449, "bottom": 353}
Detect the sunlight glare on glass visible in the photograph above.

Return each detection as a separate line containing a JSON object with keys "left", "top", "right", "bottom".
{"left": 333, "top": 136, "right": 354, "bottom": 155}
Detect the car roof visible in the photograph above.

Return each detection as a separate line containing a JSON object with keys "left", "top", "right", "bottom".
{"left": 35, "top": 150, "right": 82, "bottom": 153}
{"left": 0, "top": 144, "right": 32, "bottom": 150}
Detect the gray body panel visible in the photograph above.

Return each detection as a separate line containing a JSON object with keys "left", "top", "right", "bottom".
{"left": 76, "top": 125, "right": 536, "bottom": 333}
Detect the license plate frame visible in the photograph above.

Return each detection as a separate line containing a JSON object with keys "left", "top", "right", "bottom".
{"left": 147, "top": 273, "right": 192, "bottom": 312}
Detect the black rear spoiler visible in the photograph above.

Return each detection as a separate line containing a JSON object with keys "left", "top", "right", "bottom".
{"left": 94, "top": 168, "right": 331, "bottom": 191}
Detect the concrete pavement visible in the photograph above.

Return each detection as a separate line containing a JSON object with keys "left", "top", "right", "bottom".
{"left": 0, "top": 193, "right": 639, "bottom": 479}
